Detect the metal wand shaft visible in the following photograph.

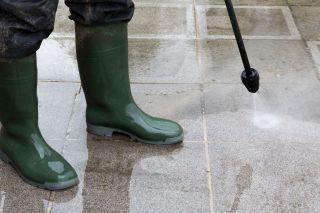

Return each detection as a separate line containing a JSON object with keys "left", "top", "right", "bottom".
{"left": 224, "top": 0, "right": 251, "bottom": 72}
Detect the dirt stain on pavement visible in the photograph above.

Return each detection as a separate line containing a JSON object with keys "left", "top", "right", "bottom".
{"left": 229, "top": 163, "right": 253, "bottom": 213}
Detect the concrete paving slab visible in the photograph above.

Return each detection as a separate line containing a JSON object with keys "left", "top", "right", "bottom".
{"left": 209, "top": 142, "right": 320, "bottom": 212}
{"left": 199, "top": 40, "right": 318, "bottom": 84}
{"left": 50, "top": 138, "right": 208, "bottom": 212}
{"left": 0, "top": 191, "right": 4, "bottom": 212}
{"left": 204, "top": 83, "right": 320, "bottom": 143}
{"left": 129, "top": 39, "right": 199, "bottom": 83}
{"left": 38, "top": 38, "right": 79, "bottom": 82}
{"left": 49, "top": 138, "right": 88, "bottom": 213}
{"left": 288, "top": 0, "right": 320, "bottom": 6}
{"left": 308, "top": 41, "right": 320, "bottom": 77}
{"left": 291, "top": 6, "right": 320, "bottom": 41}
{"left": 128, "top": 142, "right": 208, "bottom": 212}
{"left": 136, "top": 0, "right": 193, "bottom": 3}
{"left": 205, "top": 7, "right": 290, "bottom": 36}
{"left": 65, "top": 90, "right": 87, "bottom": 141}
{"left": 196, "top": 0, "right": 287, "bottom": 5}
{"left": 129, "top": 3, "right": 195, "bottom": 39}
{"left": 197, "top": 6, "right": 300, "bottom": 39}
{"left": 0, "top": 161, "right": 50, "bottom": 212}
{"left": 54, "top": 0, "right": 74, "bottom": 35}
{"left": 38, "top": 82, "right": 80, "bottom": 140}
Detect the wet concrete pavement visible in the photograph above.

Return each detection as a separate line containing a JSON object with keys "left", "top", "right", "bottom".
{"left": 1, "top": 0, "right": 320, "bottom": 212}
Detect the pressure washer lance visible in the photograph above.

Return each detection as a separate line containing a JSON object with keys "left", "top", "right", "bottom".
{"left": 224, "top": 0, "right": 260, "bottom": 93}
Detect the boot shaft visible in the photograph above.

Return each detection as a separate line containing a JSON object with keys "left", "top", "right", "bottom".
{"left": 0, "top": 54, "right": 39, "bottom": 132}
{"left": 75, "top": 22, "right": 128, "bottom": 57}
{"left": 75, "top": 22, "right": 133, "bottom": 108}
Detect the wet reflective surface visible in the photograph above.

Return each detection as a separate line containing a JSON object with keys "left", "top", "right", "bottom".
{"left": 1, "top": 0, "right": 320, "bottom": 212}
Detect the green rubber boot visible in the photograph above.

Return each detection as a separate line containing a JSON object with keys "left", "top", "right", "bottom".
{"left": 0, "top": 54, "right": 79, "bottom": 190}
{"left": 75, "top": 22, "right": 184, "bottom": 145}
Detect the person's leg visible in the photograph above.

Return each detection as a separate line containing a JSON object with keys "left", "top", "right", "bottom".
{"left": 66, "top": 0, "right": 184, "bottom": 144}
{"left": 0, "top": 1, "right": 58, "bottom": 59}
{"left": 0, "top": 1, "right": 78, "bottom": 190}
{"left": 65, "top": 0, "right": 134, "bottom": 26}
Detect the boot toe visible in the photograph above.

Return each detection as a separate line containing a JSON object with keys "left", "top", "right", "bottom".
{"left": 15, "top": 159, "right": 79, "bottom": 191}
{"left": 141, "top": 118, "right": 184, "bottom": 144}
{"left": 157, "top": 119, "right": 182, "bottom": 135}
{"left": 43, "top": 160, "right": 79, "bottom": 190}
{"left": 21, "top": 153, "right": 79, "bottom": 190}
{"left": 44, "top": 169, "right": 79, "bottom": 190}
{"left": 161, "top": 120, "right": 184, "bottom": 144}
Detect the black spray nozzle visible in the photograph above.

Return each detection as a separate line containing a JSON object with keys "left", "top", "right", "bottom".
{"left": 241, "top": 68, "right": 260, "bottom": 93}
{"left": 225, "top": 0, "right": 260, "bottom": 93}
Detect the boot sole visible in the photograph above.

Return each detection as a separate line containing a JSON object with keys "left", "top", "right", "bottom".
{"left": 87, "top": 123, "right": 184, "bottom": 145}
{"left": 0, "top": 150, "right": 79, "bottom": 191}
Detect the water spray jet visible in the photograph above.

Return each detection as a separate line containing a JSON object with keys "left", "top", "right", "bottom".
{"left": 224, "top": 0, "right": 260, "bottom": 93}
